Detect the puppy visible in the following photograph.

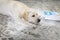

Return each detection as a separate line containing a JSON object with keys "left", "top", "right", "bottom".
{"left": 0, "top": 0, "right": 41, "bottom": 37}
{"left": 0, "top": 0, "right": 41, "bottom": 25}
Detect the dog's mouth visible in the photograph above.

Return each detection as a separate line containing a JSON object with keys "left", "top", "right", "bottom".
{"left": 29, "top": 21, "right": 38, "bottom": 25}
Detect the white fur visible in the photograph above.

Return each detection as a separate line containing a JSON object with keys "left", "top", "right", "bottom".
{"left": 0, "top": 0, "right": 40, "bottom": 37}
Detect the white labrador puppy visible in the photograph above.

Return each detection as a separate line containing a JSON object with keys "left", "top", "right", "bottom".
{"left": 0, "top": 0, "right": 41, "bottom": 37}
{"left": 0, "top": 0, "right": 41, "bottom": 25}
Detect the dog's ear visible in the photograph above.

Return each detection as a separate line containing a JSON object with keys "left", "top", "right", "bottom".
{"left": 22, "top": 11, "right": 28, "bottom": 21}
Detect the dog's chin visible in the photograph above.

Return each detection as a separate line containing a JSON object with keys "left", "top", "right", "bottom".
{"left": 21, "top": 18, "right": 39, "bottom": 25}
{"left": 28, "top": 21, "right": 38, "bottom": 25}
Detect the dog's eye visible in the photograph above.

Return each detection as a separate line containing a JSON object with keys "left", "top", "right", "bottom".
{"left": 32, "top": 15, "right": 35, "bottom": 17}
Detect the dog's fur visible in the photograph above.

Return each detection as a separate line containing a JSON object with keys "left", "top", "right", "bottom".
{"left": 0, "top": 0, "right": 41, "bottom": 24}
{"left": 0, "top": 0, "right": 41, "bottom": 37}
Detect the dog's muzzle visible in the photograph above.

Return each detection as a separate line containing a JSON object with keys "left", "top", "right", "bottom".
{"left": 29, "top": 22, "right": 36, "bottom": 25}
{"left": 29, "top": 19, "right": 41, "bottom": 25}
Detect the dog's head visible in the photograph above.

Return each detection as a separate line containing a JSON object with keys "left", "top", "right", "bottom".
{"left": 22, "top": 9, "right": 41, "bottom": 25}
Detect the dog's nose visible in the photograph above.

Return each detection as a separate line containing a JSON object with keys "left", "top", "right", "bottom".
{"left": 37, "top": 19, "right": 40, "bottom": 22}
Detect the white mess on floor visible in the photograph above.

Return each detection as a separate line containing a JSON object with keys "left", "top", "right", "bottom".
{"left": 0, "top": 13, "right": 60, "bottom": 40}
